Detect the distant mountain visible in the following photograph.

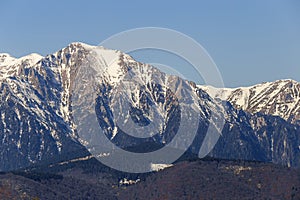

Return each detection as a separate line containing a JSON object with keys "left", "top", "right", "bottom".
{"left": 199, "top": 79, "right": 300, "bottom": 125}
{"left": 0, "top": 43, "right": 299, "bottom": 172}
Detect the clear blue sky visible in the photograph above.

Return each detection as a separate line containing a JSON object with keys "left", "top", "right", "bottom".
{"left": 1, "top": 0, "right": 299, "bottom": 87}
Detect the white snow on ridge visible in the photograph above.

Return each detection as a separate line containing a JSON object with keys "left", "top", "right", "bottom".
{"left": 20, "top": 53, "right": 43, "bottom": 64}
{"left": 86, "top": 45, "right": 135, "bottom": 84}
{"left": 72, "top": 42, "right": 96, "bottom": 50}
{"left": 198, "top": 85, "right": 252, "bottom": 109}
{"left": 0, "top": 53, "right": 42, "bottom": 67}
{"left": 0, "top": 53, "right": 16, "bottom": 66}
{"left": 0, "top": 52, "right": 43, "bottom": 80}
{"left": 2, "top": 42, "right": 299, "bottom": 125}
{"left": 198, "top": 79, "right": 300, "bottom": 122}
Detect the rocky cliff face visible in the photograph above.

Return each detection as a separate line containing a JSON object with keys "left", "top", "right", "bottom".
{"left": 199, "top": 79, "right": 300, "bottom": 125}
{"left": 0, "top": 43, "right": 299, "bottom": 171}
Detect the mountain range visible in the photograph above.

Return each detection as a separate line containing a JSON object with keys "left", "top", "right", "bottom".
{"left": 199, "top": 79, "right": 300, "bottom": 125}
{"left": 0, "top": 42, "right": 299, "bottom": 173}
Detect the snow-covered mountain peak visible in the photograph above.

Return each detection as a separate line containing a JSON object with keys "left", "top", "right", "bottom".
{"left": 0, "top": 52, "right": 42, "bottom": 67}
{"left": 0, "top": 42, "right": 300, "bottom": 171}
{"left": 19, "top": 53, "right": 43, "bottom": 64}
{"left": 0, "top": 52, "right": 43, "bottom": 80}
{"left": 65, "top": 43, "right": 137, "bottom": 84}
{"left": 0, "top": 53, "right": 16, "bottom": 66}
{"left": 199, "top": 79, "right": 300, "bottom": 124}
{"left": 0, "top": 53, "right": 14, "bottom": 59}
{"left": 63, "top": 42, "right": 126, "bottom": 57}
{"left": 55, "top": 42, "right": 134, "bottom": 68}
{"left": 69, "top": 42, "right": 96, "bottom": 49}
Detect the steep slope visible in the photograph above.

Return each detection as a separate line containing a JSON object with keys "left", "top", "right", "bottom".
{"left": 199, "top": 79, "right": 300, "bottom": 125}
{"left": 211, "top": 102, "right": 300, "bottom": 167}
{"left": 0, "top": 43, "right": 299, "bottom": 172}
{"left": 0, "top": 44, "right": 91, "bottom": 171}
{"left": 0, "top": 53, "right": 42, "bottom": 80}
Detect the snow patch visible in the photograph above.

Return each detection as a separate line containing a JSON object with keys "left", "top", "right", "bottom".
{"left": 150, "top": 163, "right": 173, "bottom": 171}
{"left": 119, "top": 178, "right": 140, "bottom": 186}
